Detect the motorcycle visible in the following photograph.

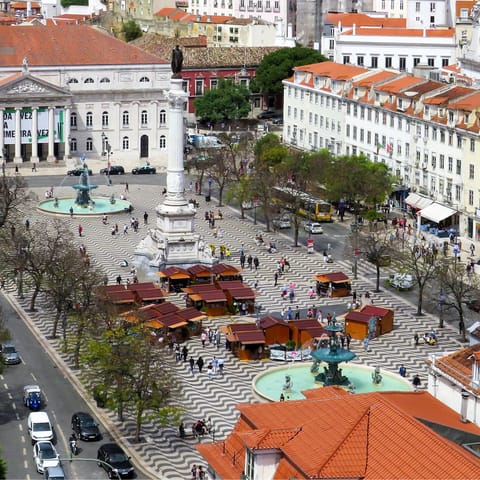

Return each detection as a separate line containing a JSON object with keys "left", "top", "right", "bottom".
{"left": 69, "top": 437, "right": 78, "bottom": 456}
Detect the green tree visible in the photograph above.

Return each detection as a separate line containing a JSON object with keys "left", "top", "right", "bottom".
{"left": 0, "top": 446, "right": 7, "bottom": 480}
{"left": 84, "top": 322, "right": 183, "bottom": 441}
{"left": 252, "top": 134, "right": 289, "bottom": 231}
{"left": 324, "top": 155, "right": 394, "bottom": 222}
{"left": 438, "top": 260, "right": 480, "bottom": 342}
{"left": 124, "top": 20, "right": 142, "bottom": 42}
{"left": 251, "top": 47, "right": 327, "bottom": 99}
{"left": 194, "top": 78, "right": 251, "bottom": 124}
{"left": 0, "top": 174, "right": 32, "bottom": 229}
{"left": 276, "top": 149, "right": 331, "bottom": 246}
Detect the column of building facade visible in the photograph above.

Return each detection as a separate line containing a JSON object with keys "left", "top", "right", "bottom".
{"left": 31, "top": 107, "right": 39, "bottom": 163}
{"left": 133, "top": 101, "right": 140, "bottom": 151}
{"left": 114, "top": 102, "right": 121, "bottom": 154}
{"left": 47, "top": 106, "right": 55, "bottom": 162}
{"left": 0, "top": 108, "right": 4, "bottom": 163}
{"left": 14, "top": 107, "right": 22, "bottom": 163}
{"left": 63, "top": 106, "right": 71, "bottom": 161}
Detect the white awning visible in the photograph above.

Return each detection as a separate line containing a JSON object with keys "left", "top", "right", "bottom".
{"left": 419, "top": 202, "right": 457, "bottom": 224}
{"left": 405, "top": 193, "right": 433, "bottom": 210}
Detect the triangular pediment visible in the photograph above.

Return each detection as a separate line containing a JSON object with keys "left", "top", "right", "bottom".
{"left": 0, "top": 73, "right": 72, "bottom": 100}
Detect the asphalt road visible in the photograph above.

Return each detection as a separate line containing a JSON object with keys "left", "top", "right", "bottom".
{"left": 0, "top": 293, "right": 120, "bottom": 480}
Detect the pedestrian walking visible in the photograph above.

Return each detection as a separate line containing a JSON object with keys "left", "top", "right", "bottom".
{"left": 308, "top": 286, "right": 315, "bottom": 299}
{"left": 247, "top": 255, "right": 253, "bottom": 269}
{"left": 363, "top": 336, "right": 369, "bottom": 351}
{"left": 144, "top": 211, "right": 148, "bottom": 224}
{"left": 471, "top": 243, "right": 475, "bottom": 256}
{"left": 25, "top": 218, "right": 30, "bottom": 230}
{"left": 196, "top": 356, "right": 204, "bottom": 373}
{"left": 240, "top": 253, "right": 246, "bottom": 269}
{"left": 274, "top": 272, "right": 278, "bottom": 286}
{"left": 399, "top": 365, "right": 407, "bottom": 377}
{"left": 200, "top": 331, "right": 207, "bottom": 347}
{"left": 123, "top": 224, "right": 128, "bottom": 235}
{"left": 294, "top": 306, "right": 300, "bottom": 320}
{"left": 207, "top": 363, "right": 213, "bottom": 379}
{"left": 189, "top": 356, "right": 195, "bottom": 374}
{"left": 218, "top": 358, "right": 224, "bottom": 374}
{"left": 115, "top": 223, "right": 119, "bottom": 234}
{"left": 78, "top": 224, "right": 83, "bottom": 237}
{"left": 253, "top": 256, "right": 259, "bottom": 271}
{"left": 346, "top": 333, "right": 351, "bottom": 350}
{"left": 125, "top": 182, "right": 129, "bottom": 192}
{"left": 175, "top": 344, "right": 181, "bottom": 362}
{"left": 32, "top": 163, "right": 37, "bottom": 172}
{"left": 414, "top": 332, "right": 419, "bottom": 346}
{"left": 289, "top": 290, "right": 295, "bottom": 303}
{"left": 412, "top": 374, "right": 421, "bottom": 390}
{"left": 182, "top": 345, "right": 188, "bottom": 362}
{"left": 111, "top": 226, "right": 116, "bottom": 236}
{"left": 191, "top": 464, "right": 197, "bottom": 480}
{"left": 116, "top": 275, "right": 122, "bottom": 285}
{"left": 212, "top": 356, "right": 218, "bottom": 374}
{"left": 287, "top": 306, "right": 293, "bottom": 320}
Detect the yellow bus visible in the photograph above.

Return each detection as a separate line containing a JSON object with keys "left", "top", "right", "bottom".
{"left": 272, "top": 186, "right": 334, "bottom": 222}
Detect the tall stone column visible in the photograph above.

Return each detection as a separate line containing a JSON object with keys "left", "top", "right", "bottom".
{"left": 164, "top": 78, "right": 188, "bottom": 207}
{"left": 31, "top": 107, "right": 39, "bottom": 163}
{"left": 47, "top": 106, "right": 55, "bottom": 162}
{"left": 63, "top": 106, "right": 71, "bottom": 161}
{"left": 0, "top": 108, "right": 4, "bottom": 163}
{"left": 14, "top": 107, "right": 22, "bottom": 163}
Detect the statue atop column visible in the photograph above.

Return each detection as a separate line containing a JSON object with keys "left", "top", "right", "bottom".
{"left": 473, "top": 1, "right": 480, "bottom": 25}
{"left": 171, "top": 45, "right": 183, "bottom": 79}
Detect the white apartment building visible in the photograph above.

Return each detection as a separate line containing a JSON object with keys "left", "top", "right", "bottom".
{"left": 283, "top": 61, "right": 480, "bottom": 246}
{"left": 186, "top": 0, "right": 292, "bottom": 41}
{"left": 0, "top": 24, "right": 171, "bottom": 167}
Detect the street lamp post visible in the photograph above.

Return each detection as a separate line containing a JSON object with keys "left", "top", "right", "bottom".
{"left": 253, "top": 197, "right": 259, "bottom": 225}
{"left": 439, "top": 292, "right": 446, "bottom": 328}
{"left": 351, "top": 223, "right": 359, "bottom": 280}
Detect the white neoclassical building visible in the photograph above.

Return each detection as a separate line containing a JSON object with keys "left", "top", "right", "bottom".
{"left": 283, "top": 61, "right": 480, "bottom": 247}
{"left": 0, "top": 24, "right": 171, "bottom": 167}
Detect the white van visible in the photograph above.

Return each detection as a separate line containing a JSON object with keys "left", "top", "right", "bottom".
{"left": 28, "top": 411, "right": 54, "bottom": 444}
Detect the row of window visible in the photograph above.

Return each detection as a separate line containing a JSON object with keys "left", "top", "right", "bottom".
{"left": 70, "top": 135, "right": 167, "bottom": 152}
{"left": 339, "top": 55, "right": 448, "bottom": 70}
{"left": 68, "top": 76, "right": 150, "bottom": 84}
{"left": 70, "top": 110, "right": 167, "bottom": 129}
{"left": 239, "top": 0, "right": 280, "bottom": 9}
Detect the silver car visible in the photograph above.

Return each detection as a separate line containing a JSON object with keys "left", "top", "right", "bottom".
{"left": 1, "top": 342, "right": 21, "bottom": 365}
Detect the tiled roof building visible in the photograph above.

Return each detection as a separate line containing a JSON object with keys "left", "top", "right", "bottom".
{"left": 0, "top": 24, "right": 171, "bottom": 166}
{"left": 198, "top": 387, "right": 480, "bottom": 479}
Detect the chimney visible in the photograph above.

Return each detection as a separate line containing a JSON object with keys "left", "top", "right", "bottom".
{"left": 423, "top": 27, "right": 426, "bottom": 37}
{"left": 460, "top": 390, "right": 469, "bottom": 423}
{"left": 353, "top": 23, "right": 356, "bottom": 35}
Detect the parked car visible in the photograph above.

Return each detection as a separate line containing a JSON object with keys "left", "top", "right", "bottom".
{"left": 100, "top": 165, "right": 125, "bottom": 175}
{"left": 23, "top": 385, "right": 42, "bottom": 410}
{"left": 1, "top": 342, "right": 21, "bottom": 365}
{"left": 97, "top": 443, "right": 135, "bottom": 479}
{"left": 132, "top": 165, "right": 156, "bottom": 175}
{"left": 33, "top": 441, "right": 59, "bottom": 474}
{"left": 304, "top": 222, "right": 324, "bottom": 234}
{"left": 43, "top": 464, "right": 65, "bottom": 480}
{"left": 257, "top": 110, "right": 277, "bottom": 119}
{"left": 467, "top": 299, "right": 480, "bottom": 312}
{"left": 272, "top": 117, "right": 283, "bottom": 125}
{"left": 71, "top": 411, "right": 101, "bottom": 441}
{"left": 272, "top": 214, "right": 292, "bottom": 229}
{"left": 28, "top": 411, "right": 54, "bottom": 444}
{"left": 67, "top": 166, "right": 93, "bottom": 176}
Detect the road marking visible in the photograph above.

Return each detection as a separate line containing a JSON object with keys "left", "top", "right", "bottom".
{"left": 23, "top": 460, "right": 28, "bottom": 469}
{"left": 7, "top": 392, "right": 12, "bottom": 399}
{"left": 19, "top": 424, "right": 23, "bottom": 432}
{"left": 16, "top": 413, "right": 20, "bottom": 420}
{"left": 21, "top": 435, "right": 25, "bottom": 444}
{"left": 12, "top": 402, "right": 16, "bottom": 410}
{"left": 30, "top": 373, "right": 37, "bottom": 382}
{"left": 3, "top": 383, "right": 7, "bottom": 390}
{"left": 0, "top": 374, "right": 3, "bottom": 380}
{"left": 23, "top": 447, "right": 26, "bottom": 457}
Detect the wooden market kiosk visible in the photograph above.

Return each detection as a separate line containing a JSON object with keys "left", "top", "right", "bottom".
{"left": 344, "top": 305, "right": 394, "bottom": 340}
{"left": 157, "top": 266, "right": 191, "bottom": 293}
{"left": 226, "top": 323, "right": 266, "bottom": 360}
{"left": 314, "top": 271, "right": 352, "bottom": 297}
{"left": 183, "top": 284, "right": 228, "bottom": 316}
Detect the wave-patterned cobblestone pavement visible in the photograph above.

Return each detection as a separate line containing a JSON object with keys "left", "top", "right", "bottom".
{"left": 6, "top": 182, "right": 465, "bottom": 479}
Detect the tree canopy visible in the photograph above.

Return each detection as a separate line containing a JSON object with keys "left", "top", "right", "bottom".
{"left": 194, "top": 78, "right": 251, "bottom": 123}
{"left": 123, "top": 20, "right": 142, "bottom": 42}
{"left": 251, "top": 47, "right": 327, "bottom": 97}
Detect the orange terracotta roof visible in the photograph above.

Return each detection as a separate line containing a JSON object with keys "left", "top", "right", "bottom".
{"left": 294, "top": 61, "right": 368, "bottom": 80}
{"left": 449, "top": 91, "right": 480, "bottom": 110}
{"left": 198, "top": 390, "right": 480, "bottom": 479}
{"left": 353, "top": 70, "right": 399, "bottom": 87}
{"left": 456, "top": 0, "right": 475, "bottom": 17}
{"left": 11, "top": 1, "right": 40, "bottom": 8}
{"left": 0, "top": 72, "right": 22, "bottom": 88}
{"left": 342, "top": 27, "right": 455, "bottom": 37}
{"left": 434, "top": 343, "right": 480, "bottom": 394}
{"left": 326, "top": 12, "right": 406, "bottom": 28}
{"left": 0, "top": 25, "right": 165, "bottom": 67}
{"left": 398, "top": 80, "right": 444, "bottom": 99}
{"left": 424, "top": 86, "right": 473, "bottom": 105}
{"left": 375, "top": 76, "right": 425, "bottom": 93}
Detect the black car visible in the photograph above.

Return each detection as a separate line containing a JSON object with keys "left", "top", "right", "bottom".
{"left": 97, "top": 443, "right": 134, "bottom": 479}
{"left": 132, "top": 165, "right": 156, "bottom": 175}
{"left": 71, "top": 412, "right": 101, "bottom": 441}
{"left": 257, "top": 110, "right": 277, "bottom": 119}
{"left": 100, "top": 165, "right": 125, "bottom": 175}
{"left": 67, "top": 167, "right": 93, "bottom": 176}
{"left": 272, "top": 117, "right": 283, "bottom": 125}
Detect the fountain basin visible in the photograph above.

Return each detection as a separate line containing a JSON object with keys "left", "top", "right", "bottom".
{"left": 38, "top": 197, "right": 132, "bottom": 216}
{"left": 253, "top": 363, "right": 412, "bottom": 401}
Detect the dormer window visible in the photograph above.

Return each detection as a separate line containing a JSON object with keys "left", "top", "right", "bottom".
{"left": 354, "top": 87, "right": 358, "bottom": 96}
{"left": 424, "top": 105, "right": 429, "bottom": 115}
{"left": 375, "top": 92, "right": 380, "bottom": 102}
{"left": 100, "top": 77, "right": 111, "bottom": 83}
{"left": 139, "top": 76, "right": 150, "bottom": 83}
{"left": 464, "top": 113, "right": 469, "bottom": 124}
{"left": 68, "top": 78, "right": 79, "bottom": 84}
{"left": 448, "top": 111, "right": 454, "bottom": 122}
{"left": 84, "top": 78, "right": 94, "bottom": 84}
